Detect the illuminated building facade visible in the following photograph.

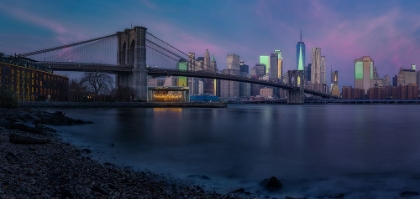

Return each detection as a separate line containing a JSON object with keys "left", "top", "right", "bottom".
{"left": 204, "top": 55, "right": 218, "bottom": 95}
{"left": 311, "top": 48, "right": 321, "bottom": 83}
{"left": 259, "top": 87, "right": 273, "bottom": 98}
{"left": 221, "top": 54, "right": 240, "bottom": 98}
{"left": 147, "top": 86, "right": 190, "bottom": 102}
{"left": 227, "top": 54, "right": 240, "bottom": 70}
{"left": 274, "top": 50, "right": 283, "bottom": 80}
{"left": 296, "top": 30, "right": 305, "bottom": 70}
{"left": 354, "top": 56, "right": 374, "bottom": 93}
{"left": 259, "top": 55, "right": 270, "bottom": 74}
{"left": 330, "top": 70, "right": 340, "bottom": 97}
{"left": 239, "top": 61, "right": 251, "bottom": 98}
{"left": 177, "top": 58, "right": 188, "bottom": 87}
{"left": 0, "top": 55, "right": 68, "bottom": 101}
{"left": 397, "top": 67, "right": 417, "bottom": 86}
{"left": 320, "top": 56, "right": 326, "bottom": 84}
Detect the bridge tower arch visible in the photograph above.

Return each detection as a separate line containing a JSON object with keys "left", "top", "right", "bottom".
{"left": 287, "top": 70, "right": 305, "bottom": 104}
{"left": 116, "top": 26, "right": 148, "bottom": 101}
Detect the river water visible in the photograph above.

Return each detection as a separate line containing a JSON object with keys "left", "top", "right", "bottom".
{"left": 49, "top": 104, "right": 420, "bottom": 198}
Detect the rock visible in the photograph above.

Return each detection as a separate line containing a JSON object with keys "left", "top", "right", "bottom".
{"left": 11, "top": 122, "right": 42, "bottom": 134}
{"left": 401, "top": 191, "right": 420, "bottom": 197}
{"left": 9, "top": 133, "right": 50, "bottom": 144}
{"left": 230, "top": 188, "right": 245, "bottom": 193}
{"left": 326, "top": 193, "right": 344, "bottom": 198}
{"left": 82, "top": 149, "right": 92, "bottom": 153}
{"left": 60, "top": 189, "right": 73, "bottom": 198}
{"left": 188, "top": 175, "right": 211, "bottom": 180}
{"left": 5, "top": 151, "right": 21, "bottom": 164}
{"left": 54, "top": 111, "right": 65, "bottom": 116}
{"left": 0, "top": 118, "right": 11, "bottom": 128}
{"left": 260, "top": 176, "right": 282, "bottom": 191}
{"left": 91, "top": 186, "right": 110, "bottom": 195}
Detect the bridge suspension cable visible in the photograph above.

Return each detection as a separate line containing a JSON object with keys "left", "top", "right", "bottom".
{"left": 145, "top": 32, "right": 219, "bottom": 73}
{"left": 18, "top": 34, "right": 118, "bottom": 65}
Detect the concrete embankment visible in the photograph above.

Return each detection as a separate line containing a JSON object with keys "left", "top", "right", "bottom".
{"left": 18, "top": 101, "right": 227, "bottom": 108}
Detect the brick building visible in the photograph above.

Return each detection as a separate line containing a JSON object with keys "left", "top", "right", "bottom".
{"left": 0, "top": 55, "right": 68, "bottom": 101}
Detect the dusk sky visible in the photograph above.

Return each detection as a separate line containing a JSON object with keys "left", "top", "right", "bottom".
{"left": 1, "top": 0, "right": 420, "bottom": 88}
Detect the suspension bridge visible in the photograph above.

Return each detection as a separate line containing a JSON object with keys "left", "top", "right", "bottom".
{"left": 18, "top": 26, "right": 339, "bottom": 103}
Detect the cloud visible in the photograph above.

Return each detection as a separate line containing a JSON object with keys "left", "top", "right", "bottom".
{"left": 0, "top": 4, "right": 87, "bottom": 46}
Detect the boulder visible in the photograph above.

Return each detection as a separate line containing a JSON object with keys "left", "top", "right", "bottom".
{"left": 400, "top": 191, "right": 420, "bottom": 197}
{"left": 91, "top": 186, "right": 110, "bottom": 195}
{"left": 326, "top": 193, "right": 345, "bottom": 198}
{"left": 9, "top": 133, "right": 50, "bottom": 144}
{"left": 5, "top": 151, "right": 21, "bottom": 164}
{"left": 230, "top": 188, "right": 245, "bottom": 193}
{"left": 11, "top": 122, "right": 42, "bottom": 134}
{"left": 260, "top": 176, "right": 282, "bottom": 191}
{"left": 0, "top": 118, "right": 10, "bottom": 128}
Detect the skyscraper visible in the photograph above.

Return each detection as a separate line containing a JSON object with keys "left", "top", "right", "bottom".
{"left": 210, "top": 55, "right": 217, "bottom": 73}
{"left": 354, "top": 56, "right": 374, "bottom": 93}
{"left": 239, "top": 61, "right": 251, "bottom": 97}
{"left": 259, "top": 55, "right": 270, "bottom": 74}
{"left": 227, "top": 54, "right": 240, "bottom": 70}
{"left": 305, "top": 63, "right": 311, "bottom": 82}
{"left": 330, "top": 70, "right": 339, "bottom": 97}
{"left": 320, "top": 56, "right": 326, "bottom": 84}
{"left": 311, "top": 48, "right": 321, "bottom": 83}
{"left": 269, "top": 53, "right": 278, "bottom": 81}
{"left": 209, "top": 56, "right": 218, "bottom": 95}
{"left": 296, "top": 30, "right": 305, "bottom": 70}
{"left": 274, "top": 50, "right": 283, "bottom": 80}
{"left": 203, "top": 52, "right": 217, "bottom": 95}
{"left": 221, "top": 54, "right": 240, "bottom": 98}
{"left": 204, "top": 49, "right": 211, "bottom": 71}
{"left": 176, "top": 58, "right": 188, "bottom": 87}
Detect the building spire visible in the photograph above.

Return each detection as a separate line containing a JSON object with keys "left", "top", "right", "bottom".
{"left": 300, "top": 29, "right": 302, "bottom": 42}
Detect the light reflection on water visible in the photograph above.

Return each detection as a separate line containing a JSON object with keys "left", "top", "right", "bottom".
{"left": 50, "top": 105, "right": 420, "bottom": 198}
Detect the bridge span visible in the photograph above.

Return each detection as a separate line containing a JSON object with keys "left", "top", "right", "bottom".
{"left": 20, "top": 26, "right": 339, "bottom": 103}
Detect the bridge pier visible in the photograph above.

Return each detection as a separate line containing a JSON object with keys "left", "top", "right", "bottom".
{"left": 287, "top": 70, "right": 304, "bottom": 104}
{"left": 116, "top": 26, "right": 148, "bottom": 101}
{"left": 287, "top": 90, "right": 304, "bottom": 104}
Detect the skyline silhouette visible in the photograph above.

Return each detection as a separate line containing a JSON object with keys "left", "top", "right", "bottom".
{"left": 1, "top": 0, "right": 420, "bottom": 88}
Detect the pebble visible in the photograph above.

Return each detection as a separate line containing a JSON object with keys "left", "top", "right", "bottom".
{"left": 0, "top": 108, "right": 261, "bottom": 199}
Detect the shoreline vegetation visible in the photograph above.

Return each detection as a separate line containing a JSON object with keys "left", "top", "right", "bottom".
{"left": 0, "top": 108, "right": 267, "bottom": 198}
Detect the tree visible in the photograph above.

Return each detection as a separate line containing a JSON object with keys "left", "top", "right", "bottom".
{"left": 0, "top": 86, "right": 18, "bottom": 108}
{"left": 68, "top": 77, "right": 87, "bottom": 102}
{"left": 81, "top": 72, "right": 114, "bottom": 102}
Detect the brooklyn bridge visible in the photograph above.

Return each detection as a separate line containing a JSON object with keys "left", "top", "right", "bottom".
{"left": 18, "top": 26, "right": 339, "bottom": 104}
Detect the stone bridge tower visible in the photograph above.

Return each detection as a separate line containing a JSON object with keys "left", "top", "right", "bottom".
{"left": 287, "top": 70, "right": 305, "bottom": 104}
{"left": 116, "top": 26, "right": 148, "bottom": 101}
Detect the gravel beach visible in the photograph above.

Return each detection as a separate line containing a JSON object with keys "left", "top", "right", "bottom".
{"left": 0, "top": 108, "right": 263, "bottom": 199}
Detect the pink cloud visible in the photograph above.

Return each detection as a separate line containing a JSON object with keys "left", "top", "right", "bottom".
{"left": 0, "top": 5, "right": 88, "bottom": 47}
{"left": 0, "top": 5, "right": 66, "bottom": 34}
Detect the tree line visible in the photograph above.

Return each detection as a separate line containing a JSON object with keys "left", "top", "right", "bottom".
{"left": 68, "top": 72, "right": 136, "bottom": 102}
{"left": 0, "top": 72, "right": 137, "bottom": 108}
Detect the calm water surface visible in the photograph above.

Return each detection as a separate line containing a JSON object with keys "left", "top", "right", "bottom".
{"left": 50, "top": 105, "right": 420, "bottom": 198}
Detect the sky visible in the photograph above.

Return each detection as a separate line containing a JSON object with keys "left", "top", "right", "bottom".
{"left": 1, "top": 0, "right": 420, "bottom": 88}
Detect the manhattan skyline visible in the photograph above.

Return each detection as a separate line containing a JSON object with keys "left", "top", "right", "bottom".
{"left": 1, "top": 0, "right": 420, "bottom": 88}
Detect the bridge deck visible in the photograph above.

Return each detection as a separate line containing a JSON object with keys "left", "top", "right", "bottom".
{"left": 47, "top": 63, "right": 339, "bottom": 99}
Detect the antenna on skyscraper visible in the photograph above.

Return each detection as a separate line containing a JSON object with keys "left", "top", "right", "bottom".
{"left": 300, "top": 29, "right": 302, "bottom": 42}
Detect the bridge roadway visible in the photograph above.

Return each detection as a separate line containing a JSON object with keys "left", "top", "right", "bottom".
{"left": 47, "top": 62, "right": 338, "bottom": 99}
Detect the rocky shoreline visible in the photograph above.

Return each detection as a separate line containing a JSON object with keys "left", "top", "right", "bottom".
{"left": 0, "top": 108, "right": 260, "bottom": 198}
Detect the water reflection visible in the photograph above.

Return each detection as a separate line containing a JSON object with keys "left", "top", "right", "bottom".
{"left": 54, "top": 105, "right": 420, "bottom": 197}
